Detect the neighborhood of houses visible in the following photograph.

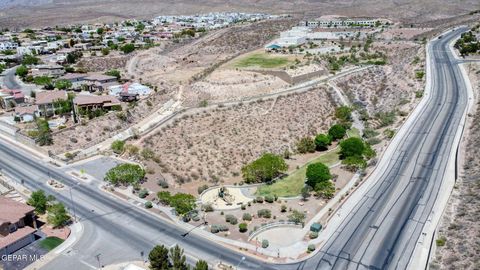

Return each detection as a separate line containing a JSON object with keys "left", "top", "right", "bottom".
{"left": 0, "top": 12, "right": 277, "bottom": 134}
{"left": 265, "top": 16, "right": 390, "bottom": 51}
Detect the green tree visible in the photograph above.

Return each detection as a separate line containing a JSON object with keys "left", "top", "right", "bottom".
{"left": 149, "top": 245, "right": 170, "bottom": 270}
{"left": 335, "top": 106, "right": 352, "bottom": 123}
{"left": 111, "top": 140, "right": 125, "bottom": 154}
{"left": 305, "top": 162, "right": 331, "bottom": 188}
{"left": 339, "top": 137, "right": 365, "bottom": 158}
{"left": 96, "top": 28, "right": 104, "bottom": 35}
{"left": 194, "top": 260, "right": 209, "bottom": 270}
{"left": 47, "top": 203, "right": 70, "bottom": 228}
{"left": 27, "top": 190, "right": 54, "bottom": 214}
{"left": 16, "top": 65, "right": 29, "bottom": 78}
{"left": 22, "top": 54, "right": 40, "bottom": 65}
{"left": 301, "top": 186, "right": 312, "bottom": 201}
{"left": 314, "top": 134, "right": 331, "bottom": 151}
{"left": 296, "top": 137, "right": 316, "bottom": 154}
{"left": 169, "top": 193, "right": 196, "bottom": 215}
{"left": 55, "top": 79, "right": 72, "bottom": 90}
{"left": 288, "top": 210, "right": 306, "bottom": 224}
{"left": 241, "top": 153, "right": 287, "bottom": 183}
{"left": 328, "top": 124, "right": 347, "bottom": 141}
{"left": 104, "top": 163, "right": 146, "bottom": 185}
{"left": 36, "top": 118, "right": 53, "bottom": 146}
{"left": 120, "top": 43, "right": 135, "bottom": 54}
{"left": 170, "top": 245, "right": 188, "bottom": 270}
{"left": 101, "top": 48, "right": 110, "bottom": 56}
{"left": 314, "top": 180, "right": 335, "bottom": 199}
{"left": 104, "top": 69, "right": 121, "bottom": 80}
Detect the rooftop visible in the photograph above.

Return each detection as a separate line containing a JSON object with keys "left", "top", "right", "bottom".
{"left": 73, "top": 94, "right": 120, "bottom": 106}
{"left": 36, "top": 90, "right": 68, "bottom": 105}
{"left": 0, "top": 196, "right": 35, "bottom": 225}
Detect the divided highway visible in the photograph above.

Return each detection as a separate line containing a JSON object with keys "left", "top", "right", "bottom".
{"left": 291, "top": 27, "right": 470, "bottom": 269}
{"left": 0, "top": 28, "right": 470, "bottom": 270}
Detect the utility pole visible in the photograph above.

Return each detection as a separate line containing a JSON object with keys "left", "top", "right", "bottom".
{"left": 95, "top": 253, "right": 102, "bottom": 269}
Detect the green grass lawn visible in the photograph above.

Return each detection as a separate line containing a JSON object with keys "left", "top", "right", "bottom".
{"left": 234, "top": 53, "right": 291, "bottom": 69}
{"left": 347, "top": 127, "right": 361, "bottom": 138}
{"left": 255, "top": 148, "right": 341, "bottom": 197}
{"left": 39, "top": 237, "right": 64, "bottom": 251}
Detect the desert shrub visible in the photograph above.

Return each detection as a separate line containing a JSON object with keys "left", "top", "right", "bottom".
{"left": 262, "top": 240, "right": 269, "bottom": 248}
{"left": 281, "top": 205, "right": 287, "bottom": 212}
{"left": 309, "top": 231, "right": 319, "bottom": 239}
{"left": 144, "top": 201, "right": 153, "bottom": 209}
{"left": 257, "top": 209, "right": 271, "bottom": 219}
{"left": 436, "top": 236, "right": 447, "bottom": 247}
{"left": 296, "top": 137, "right": 316, "bottom": 153}
{"left": 366, "top": 137, "right": 382, "bottom": 145}
{"left": 256, "top": 196, "right": 264, "bottom": 203}
{"left": 157, "top": 179, "right": 169, "bottom": 189}
{"left": 157, "top": 191, "right": 171, "bottom": 205}
{"left": 211, "top": 224, "right": 229, "bottom": 233}
{"left": 335, "top": 106, "right": 352, "bottom": 123}
{"left": 197, "top": 184, "right": 209, "bottom": 194}
{"left": 264, "top": 195, "right": 274, "bottom": 203}
{"left": 225, "top": 214, "right": 238, "bottom": 225}
{"left": 288, "top": 210, "right": 306, "bottom": 224}
{"left": 138, "top": 189, "right": 149, "bottom": 199}
{"left": 242, "top": 213, "right": 252, "bottom": 221}
{"left": 140, "top": 148, "right": 155, "bottom": 160}
{"left": 362, "top": 128, "right": 379, "bottom": 139}
{"left": 202, "top": 203, "right": 214, "bottom": 212}
{"left": 239, "top": 223, "right": 248, "bottom": 233}
{"left": 307, "top": 244, "right": 316, "bottom": 252}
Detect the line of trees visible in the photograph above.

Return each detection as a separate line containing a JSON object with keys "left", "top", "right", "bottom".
{"left": 149, "top": 244, "right": 208, "bottom": 270}
{"left": 27, "top": 190, "right": 70, "bottom": 228}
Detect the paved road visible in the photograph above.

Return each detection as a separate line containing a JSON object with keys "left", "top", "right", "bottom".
{"left": 3, "top": 66, "right": 21, "bottom": 89}
{"left": 288, "top": 28, "right": 469, "bottom": 270}
{"left": 0, "top": 28, "right": 469, "bottom": 270}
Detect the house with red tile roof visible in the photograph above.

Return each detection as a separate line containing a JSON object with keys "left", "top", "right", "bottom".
{"left": 0, "top": 89, "right": 25, "bottom": 110}
{"left": 0, "top": 196, "right": 37, "bottom": 256}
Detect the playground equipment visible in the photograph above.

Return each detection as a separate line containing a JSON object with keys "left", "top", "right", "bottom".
{"left": 218, "top": 186, "right": 235, "bottom": 205}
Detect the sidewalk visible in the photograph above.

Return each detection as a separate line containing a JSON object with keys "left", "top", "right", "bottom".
{"left": 26, "top": 222, "right": 84, "bottom": 270}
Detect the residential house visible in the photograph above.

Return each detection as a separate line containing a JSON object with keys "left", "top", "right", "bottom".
{"left": 84, "top": 74, "right": 118, "bottom": 92}
{"left": 35, "top": 90, "right": 68, "bottom": 116}
{"left": 30, "top": 64, "right": 65, "bottom": 77}
{"left": 58, "top": 73, "right": 88, "bottom": 90}
{"left": 0, "top": 89, "right": 25, "bottom": 109}
{"left": 109, "top": 82, "right": 152, "bottom": 102}
{"left": 14, "top": 105, "right": 40, "bottom": 122}
{"left": 0, "top": 41, "right": 18, "bottom": 51}
{"left": 73, "top": 94, "right": 121, "bottom": 117}
{"left": 0, "top": 196, "right": 37, "bottom": 256}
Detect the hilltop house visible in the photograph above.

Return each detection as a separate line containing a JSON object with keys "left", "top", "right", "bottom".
{"left": 0, "top": 196, "right": 37, "bottom": 256}
{"left": 108, "top": 82, "right": 152, "bottom": 102}
{"left": 84, "top": 74, "right": 118, "bottom": 92}
{"left": 73, "top": 94, "right": 121, "bottom": 117}
{"left": 35, "top": 90, "right": 68, "bottom": 116}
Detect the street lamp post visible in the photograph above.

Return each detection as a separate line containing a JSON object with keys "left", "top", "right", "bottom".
{"left": 236, "top": 256, "right": 245, "bottom": 269}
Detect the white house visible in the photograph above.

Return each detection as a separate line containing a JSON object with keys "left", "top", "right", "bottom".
{"left": 109, "top": 82, "right": 152, "bottom": 98}
{"left": 14, "top": 105, "right": 39, "bottom": 122}
{"left": 0, "top": 42, "right": 18, "bottom": 51}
